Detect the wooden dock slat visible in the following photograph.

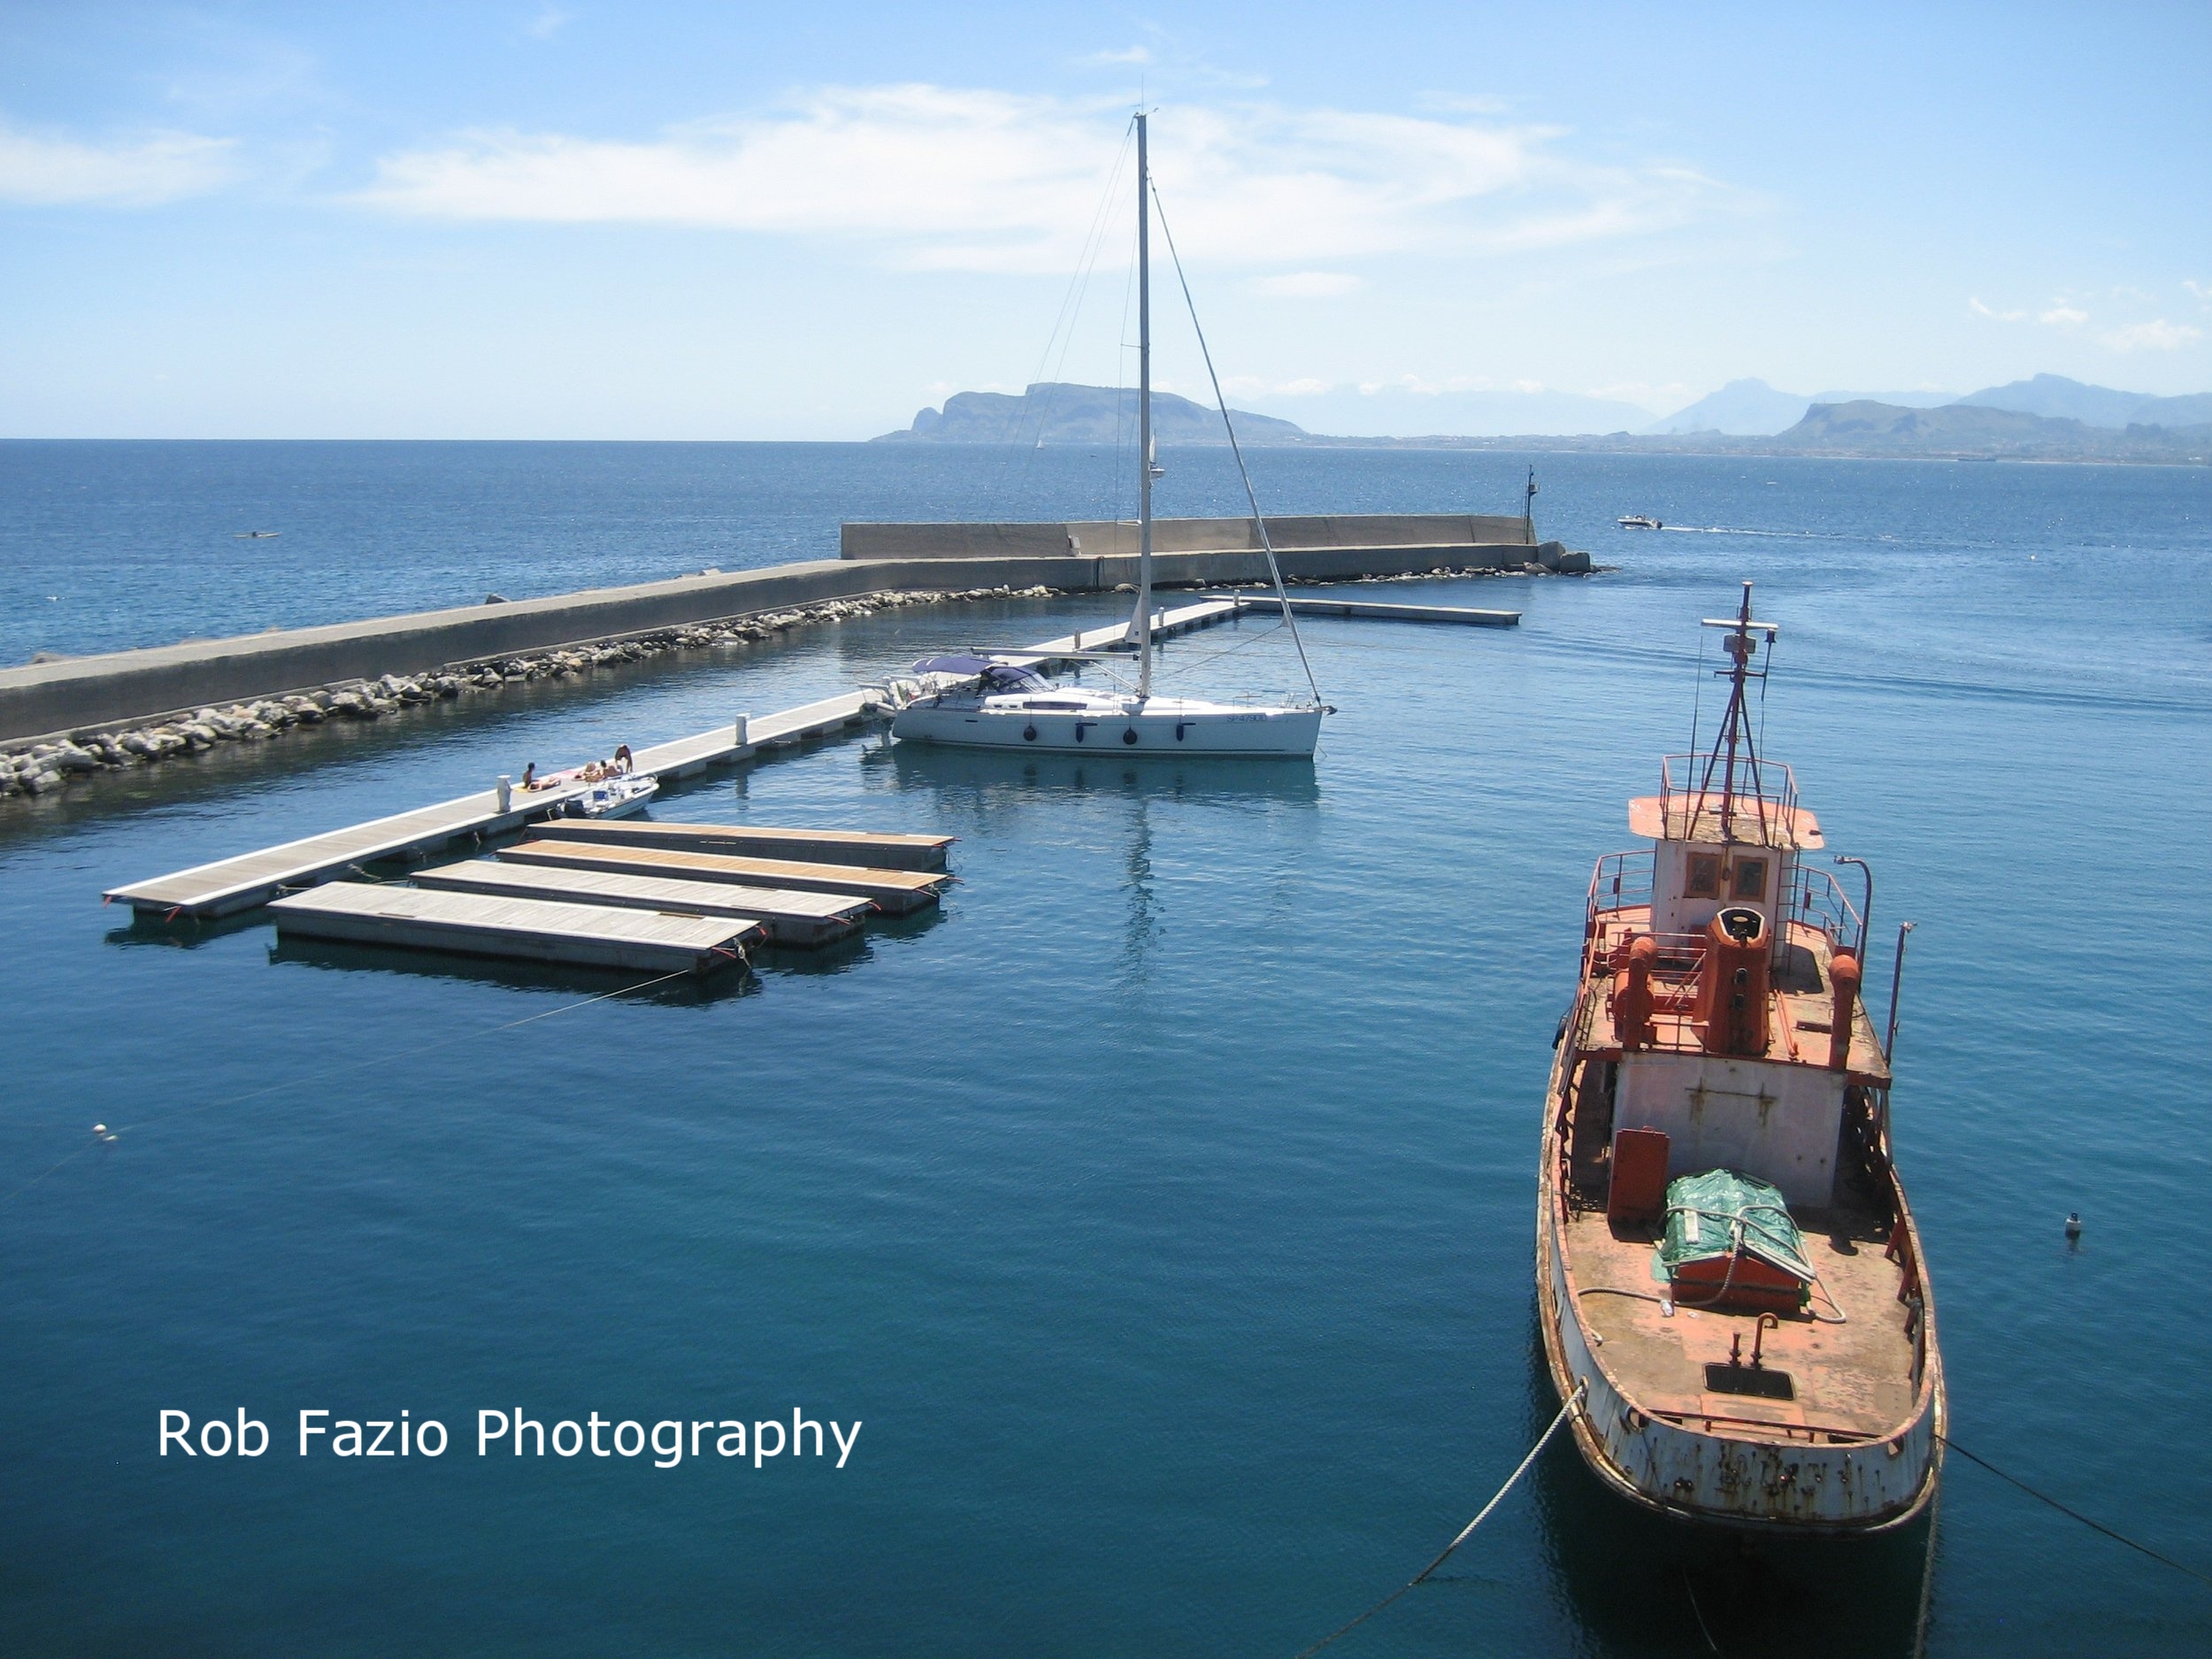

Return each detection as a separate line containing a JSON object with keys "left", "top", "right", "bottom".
{"left": 529, "top": 819, "right": 954, "bottom": 872}
{"left": 411, "top": 860, "right": 868, "bottom": 947}
{"left": 268, "top": 883, "right": 758, "bottom": 973}
{"left": 498, "top": 840, "right": 947, "bottom": 914}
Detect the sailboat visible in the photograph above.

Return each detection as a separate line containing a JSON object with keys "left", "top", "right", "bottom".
{"left": 891, "top": 112, "right": 1328, "bottom": 759}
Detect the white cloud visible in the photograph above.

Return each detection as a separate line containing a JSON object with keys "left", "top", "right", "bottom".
{"left": 1973, "top": 296, "right": 2097, "bottom": 329}
{"left": 1251, "top": 271, "right": 1363, "bottom": 297}
{"left": 1589, "top": 380, "right": 1691, "bottom": 406}
{"left": 0, "top": 123, "right": 236, "bottom": 206}
{"left": 2185, "top": 279, "right": 2211, "bottom": 303}
{"left": 2101, "top": 319, "right": 2202, "bottom": 352}
{"left": 1079, "top": 46, "right": 1151, "bottom": 66}
{"left": 356, "top": 84, "right": 1743, "bottom": 273}
{"left": 526, "top": 6, "right": 572, "bottom": 40}
{"left": 1221, "top": 374, "right": 1333, "bottom": 397}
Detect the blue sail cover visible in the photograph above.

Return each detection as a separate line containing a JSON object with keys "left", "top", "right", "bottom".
{"left": 910, "top": 656, "right": 1052, "bottom": 691}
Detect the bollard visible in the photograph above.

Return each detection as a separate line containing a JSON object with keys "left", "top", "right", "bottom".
{"left": 495, "top": 774, "right": 511, "bottom": 813}
{"left": 733, "top": 713, "right": 750, "bottom": 750}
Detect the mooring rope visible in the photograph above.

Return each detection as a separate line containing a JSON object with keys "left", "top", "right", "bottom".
{"left": 0, "top": 967, "right": 695, "bottom": 1209}
{"left": 1939, "top": 1434, "right": 2212, "bottom": 1588}
{"left": 1288, "top": 1381, "right": 1586, "bottom": 1659}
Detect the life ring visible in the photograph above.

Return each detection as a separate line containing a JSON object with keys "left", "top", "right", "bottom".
{"left": 1122, "top": 727, "right": 1139, "bottom": 745}
{"left": 1024, "top": 725, "right": 1038, "bottom": 741}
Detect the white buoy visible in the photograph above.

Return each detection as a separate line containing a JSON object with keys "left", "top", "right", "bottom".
{"left": 91, "top": 1123, "right": 106, "bottom": 1135}
{"left": 2064, "top": 1211, "right": 2082, "bottom": 1238}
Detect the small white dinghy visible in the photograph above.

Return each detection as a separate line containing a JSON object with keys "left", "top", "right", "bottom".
{"left": 569, "top": 774, "right": 658, "bottom": 819}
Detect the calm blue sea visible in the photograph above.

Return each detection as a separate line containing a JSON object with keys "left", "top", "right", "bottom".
{"left": 1, "top": 442, "right": 2207, "bottom": 1656}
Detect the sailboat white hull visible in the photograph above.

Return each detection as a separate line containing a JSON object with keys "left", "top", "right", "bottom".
{"left": 893, "top": 699, "right": 1320, "bottom": 757}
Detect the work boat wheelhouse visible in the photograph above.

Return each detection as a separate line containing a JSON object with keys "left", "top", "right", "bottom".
{"left": 1537, "top": 583, "right": 1943, "bottom": 1535}
{"left": 890, "top": 108, "right": 1327, "bottom": 761}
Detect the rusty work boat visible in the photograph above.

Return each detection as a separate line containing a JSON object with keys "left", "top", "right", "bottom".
{"left": 1537, "top": 582, "right": 1943, "bottom": 1534}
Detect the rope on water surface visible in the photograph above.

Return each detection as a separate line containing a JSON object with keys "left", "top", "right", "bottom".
{"left": 1939, "top": 1434, "right": 2212, "bottom": 1589}
{"left": 0, "top": 967, "right": 695, "bottom": 1209}
{"left": 1288, "top": 1381, "right": 1586, "bottom": 1659}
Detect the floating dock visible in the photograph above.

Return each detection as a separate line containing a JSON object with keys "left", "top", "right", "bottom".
{"left": 1225, "top": 595, "right": 1519, "bottom": 627}
{"left": 267, "top": 884, "right": 760, "bottom": 974}
{"left": 531, "top": 819, "right": 955, "bottom": 872}
{"left": 499, "top": 840, "right": 949, "bottom": 915}
{"left": 410, "top": 860, "right": 869, "bottom": 947}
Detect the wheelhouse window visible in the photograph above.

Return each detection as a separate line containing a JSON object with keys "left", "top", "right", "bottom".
{"left": 1732, "top": 857, "right": 1769, "bottom": 901}
{"left": 1686, "top": 854, "right": 1721, "bottom": 898}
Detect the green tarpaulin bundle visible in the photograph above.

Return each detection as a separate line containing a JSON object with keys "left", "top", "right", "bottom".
{"left": 1657, "top": 1169, "right": 1815, "bottom": 1284}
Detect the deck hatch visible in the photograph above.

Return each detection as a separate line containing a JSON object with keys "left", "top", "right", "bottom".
{"left": 1704, "top": 1363, "right": 1795, "bottom": 1401}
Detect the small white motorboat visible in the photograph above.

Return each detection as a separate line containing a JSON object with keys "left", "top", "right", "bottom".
{"left": 1617, "top": 514, "right": 1663, "bottom": 530}
{"left": 569, "top": 774, "right": 658, "bottom": 819}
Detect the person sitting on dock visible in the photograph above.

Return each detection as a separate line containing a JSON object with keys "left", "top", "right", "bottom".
{"left": 520, "top": 762, "right": 545, "bottom": 792}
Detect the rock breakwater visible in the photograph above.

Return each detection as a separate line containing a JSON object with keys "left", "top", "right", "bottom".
{"left": 0, "top": 585, "right": 1057, "bottom": 800}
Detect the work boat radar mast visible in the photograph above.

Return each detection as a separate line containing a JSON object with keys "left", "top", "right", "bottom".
{"left": 888, "top": 111, "right": 1328, "bottom": 758}
{"left": 1696, "top": 580, "right": 1780, "bottom": 850}
{"left": 1533, "top": 580, "right": 1945, "bottom": 1537}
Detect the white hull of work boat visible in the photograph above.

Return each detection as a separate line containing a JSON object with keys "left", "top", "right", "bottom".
{"left": 893, "top": 694, "right": 1320, "bottom": 757}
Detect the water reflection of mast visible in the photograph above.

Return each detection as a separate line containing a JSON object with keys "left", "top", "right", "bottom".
{"left": 1116, "top": 772, "right": 1163, "bottom": 985}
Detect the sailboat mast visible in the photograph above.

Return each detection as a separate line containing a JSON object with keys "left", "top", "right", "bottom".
{"left": 1134, "top": 110, "right": 1155, "bottom": 700}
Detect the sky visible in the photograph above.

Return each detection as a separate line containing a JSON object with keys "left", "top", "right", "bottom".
{"left": 2, "top": 2, "right": 2208, "bottom": 439}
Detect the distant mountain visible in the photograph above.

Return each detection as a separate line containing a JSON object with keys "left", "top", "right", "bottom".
{"left": 1647, "top": 380, "right": 1810, "bottom": 436}
{"left": 1649, "top": 380, "right": 1960, "bottom": 436}
{"left": 1243, "top": 385, "right": 1655, "bottom": 437}
{"left": 874, "top": 382, "right": 1309, "bottom": 445}
{"left": 1955, "top": 373, "right": 2212, "bottom": 430}
{"left": 1778, "top": 398, "right": 2209, "bottom": 457}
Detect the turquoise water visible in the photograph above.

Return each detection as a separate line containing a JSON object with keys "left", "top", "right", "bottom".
{"left": 2, "top": 446, "right": 2208, "bottom": 1655}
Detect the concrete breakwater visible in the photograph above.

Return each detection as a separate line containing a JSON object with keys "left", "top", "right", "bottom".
{"left": 0, "top": 529, "right": 1588, "bottom": 797}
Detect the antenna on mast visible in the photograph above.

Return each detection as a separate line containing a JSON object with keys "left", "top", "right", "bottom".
{"left": 1694, "top": 580, "right": 1778, "bottom": 844}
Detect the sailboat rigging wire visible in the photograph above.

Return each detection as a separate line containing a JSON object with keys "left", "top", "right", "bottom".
{"left": 1004, "top": 125, "right": 1133, "bottom": 509}
{"left": 1287, "top": 1382, "right": 1586, "bottom": 1659}
{"left": 1146, "top": 184, "right": 1325, "bottom": 708}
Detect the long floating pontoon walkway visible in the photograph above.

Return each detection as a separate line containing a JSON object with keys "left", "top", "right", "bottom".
{"left": 1223, "top": 594, "right": 1520, "bottom": 627}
